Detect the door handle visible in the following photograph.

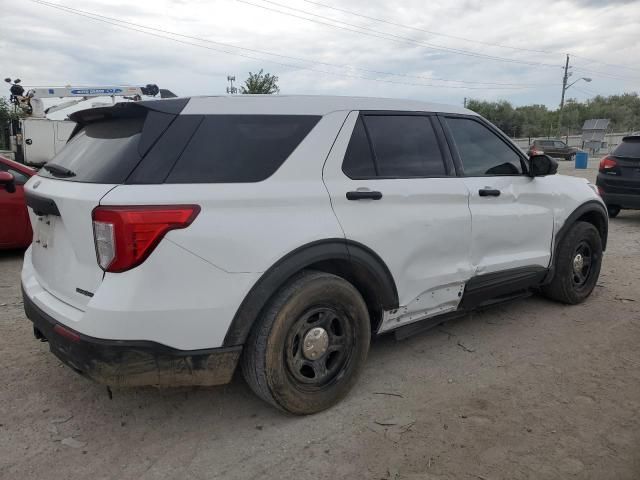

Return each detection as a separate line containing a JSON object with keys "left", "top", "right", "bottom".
{"left": 478, "top": 188, "right": 501, "bottom": 197}
{"left": 346, "top": 190, "right": 383, "bottom": 200}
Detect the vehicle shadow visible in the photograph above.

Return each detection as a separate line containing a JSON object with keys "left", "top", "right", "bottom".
{"left": 8, "top": 289, "right": 607, "bottom": 478}
{"left": 611, "top": 210, "right": 640, "bottom": 224}
{"left": 32, "top": 294, "right": 538, "bottom": 421}
{"left": 0, "top": 247, "right": 27, "bottom": 261}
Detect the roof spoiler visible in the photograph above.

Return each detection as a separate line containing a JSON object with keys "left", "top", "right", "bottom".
{"left": 69, "top": 97, "right": 188, "bottom": 125}
{"left": 67, "top": 98, "right": 189, "bottom": 141}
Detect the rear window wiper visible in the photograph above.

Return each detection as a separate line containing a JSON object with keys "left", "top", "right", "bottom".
{"left": 43, "top": 163, "right": 76, "bottom": 177}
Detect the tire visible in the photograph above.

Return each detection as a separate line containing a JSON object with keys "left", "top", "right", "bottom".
{"left": 242, "top": 270, "right": 371, "bottom": 415}
{"left": 542, "top": 221, "right": 602, "bottom": 304}
{"left": 607, "top": 205, "right": 621, "bottom": 218}
{"left": 568, "top": 153, "right": 576, "bottom": 162}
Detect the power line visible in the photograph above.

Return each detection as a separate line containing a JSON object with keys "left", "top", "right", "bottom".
{"left": 571, "top": 65, "right": 640, "bottom": 82}
{"left": 243, "top": 0, "right": 640, "bottom": 81}
{"left": 300, "top": 0, "right": 640, "bottom": 75}
{"left": 571, "top": 86, "right": 598, "bottom": 97}
{"left": 234, "top": 0, "right": 565, "bottom": 68}
{"left": 30, "top": 0, "right": 551, "bottom": 88}
{"left": 570, "top": 53, "right": 640, "bottom": 74}
{"left": 28, "top": 0, "right": 535, "bottom": 90}
{"left": 299, "top": 0, "right": 556, "bottom": 56}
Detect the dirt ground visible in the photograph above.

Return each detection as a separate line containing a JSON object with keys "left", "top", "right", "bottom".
{"left": 1, "top": 159, "right": 639, "bottom": 480}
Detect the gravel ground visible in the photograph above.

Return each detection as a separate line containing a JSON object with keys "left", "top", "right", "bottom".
{"left": 1, "top": 159, "right": 639, "bottom": 479}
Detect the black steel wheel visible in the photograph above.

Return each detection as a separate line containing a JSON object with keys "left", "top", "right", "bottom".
{"left": 242, "top": 270, "right": 370, "bottom": 414}
{"left": 542, "top": 221, "right": 602, "bottom": 304}
{"left": 571, "top": 240, "right": 593, "bottom": 288}
{"left": 285, "top": 306, "right": 355, "bottom": 389}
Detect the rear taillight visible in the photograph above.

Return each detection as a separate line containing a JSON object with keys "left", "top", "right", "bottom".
{"left": 92, "top": 205, "right": 200, "bottom": 272}
{"left": 599, "top": 156, "right": 617, "bottom": 171}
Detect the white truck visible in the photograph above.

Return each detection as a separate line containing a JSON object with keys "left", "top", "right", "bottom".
{"left": 15, "top": 117, "right": 77, "bottom": 167}
{"left": 5, "top": 79, "right": 174, "bottom": 166}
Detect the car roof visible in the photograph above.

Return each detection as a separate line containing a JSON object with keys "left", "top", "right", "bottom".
{"left": 0, "top": 155, "right": 36, "bottom": 175}
{"left": 180, "top": 95, "right": 477, "bottom": 116}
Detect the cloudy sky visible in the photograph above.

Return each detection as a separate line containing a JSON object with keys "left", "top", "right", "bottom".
{"left": 2, "top": 0, "right": 639, "bottom": 113}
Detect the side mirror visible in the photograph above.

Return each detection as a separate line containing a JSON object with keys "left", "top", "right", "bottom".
{"left": 529, "top": 154, "right": 558, "bottom": 177}
{"left": 0, "top": 171, "right": 16, "bottom": 193}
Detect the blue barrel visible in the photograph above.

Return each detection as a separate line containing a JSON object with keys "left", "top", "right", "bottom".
{"left": 575, "top": 151, "right": 588, "bottom": 169}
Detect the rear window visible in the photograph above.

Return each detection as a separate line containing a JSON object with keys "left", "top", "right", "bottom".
{"left": 165, "top": 115, "right": 320, "bottom": 183}
{"left": 39, "top": 117, "right": 144, "bottom": 183}
{"left": 613, "top": 138, "right": 640, "bottom": 158}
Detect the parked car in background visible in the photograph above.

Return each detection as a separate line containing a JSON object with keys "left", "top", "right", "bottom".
{"left": 21, "top": 96, "right": 607, "bottom": 414}
{"left": 0, "top": 155, "right": 36, "bottom": 249}
{"left": 528, "top": 139, "right": 578, "bottom": 161}
{"left": 596, "top": 134, "right": 640, "bottom": 217}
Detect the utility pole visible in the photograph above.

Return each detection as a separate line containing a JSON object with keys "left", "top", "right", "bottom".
{"left": 463, "top": 97, "right": 467, "bottom": 108}
{"left": 557, "top": 54, "right": 570, "bottom": 136}
{"left": 226, "top": 75, "right": 238, "bottom": 94}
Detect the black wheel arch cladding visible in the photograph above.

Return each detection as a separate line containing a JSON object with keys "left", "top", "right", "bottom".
{"left": 544, "top": 200, "right": 608, "bottom": 283}
{"left": 223, "top": 238, "right": 398, "bottom": 347}
{"left": 556, "top": 201, "right": 608, "bottom": 252}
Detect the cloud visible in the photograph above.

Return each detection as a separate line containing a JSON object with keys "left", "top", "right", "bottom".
{"left": 1, "top": 0, "right": 638, "bottom": 110}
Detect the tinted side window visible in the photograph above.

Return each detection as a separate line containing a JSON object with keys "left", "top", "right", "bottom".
{"left": 166, "top": 115, "right": 320, "bottom": 183}
{"left": 363, "top": 115, "right": 446, "bottom": 177}
{"left": 446, "top": 117, "right": 523, "bottom": 176}
{"left": 554, "top": 141, "right": 566, "bottom": 148}
{"left": 342, "top": 117, "right": 376, "bottom": 178}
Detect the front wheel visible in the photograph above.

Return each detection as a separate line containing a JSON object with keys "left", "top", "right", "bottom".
{"left": 542, "top": 221, "right": 603, "bottom": 304}
{"left": 242, "top": 270, "right": 371, "bottom": 414}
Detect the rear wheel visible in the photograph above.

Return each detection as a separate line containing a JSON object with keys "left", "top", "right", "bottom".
{"left": 568, "top": 153, "right": 576, "bottom": 162}
{"left": 607, "top": 205, "right": 621, "bottom": 218}
{"left": 542, "top": 221, "right": 602, "bottom": 304}
{"left": 242, "top": 270, "right": 370, "bottom": 414}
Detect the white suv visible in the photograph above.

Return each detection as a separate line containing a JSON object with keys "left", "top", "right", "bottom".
{"left": 20, "top": 95, "right": 608, "bottom": 414}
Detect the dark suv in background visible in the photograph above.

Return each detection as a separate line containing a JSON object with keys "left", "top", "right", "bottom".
{"left": 528, "top": 139, "right": 578, "bottom": 161}
{"left": 596, "top": 134, "right": 640, "bottom": 217}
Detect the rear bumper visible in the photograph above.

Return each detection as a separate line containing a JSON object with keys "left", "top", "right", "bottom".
{"left": 23, "top": 286, "right": 241, "bottom": 387}
{"left": 597, "top": 174, "right": 640, "bottom": 208}
{"left": 599, "top": 192, "right": 640, "bottom": 209}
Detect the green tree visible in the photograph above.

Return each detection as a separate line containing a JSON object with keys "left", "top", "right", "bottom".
{"left": 0, "top": 97, "right": 19, "bottom": 124}
{"left": 466, "top": 99, "right": 522, "bottom": 136}
{"left": 241, "top": 69, "right": 280, "bottom": 94}
{"left": 466, "top": 92, "right": 640, "bottom": 138}
{"left": 0, "top": 97, "right": 21, "bottom": 149}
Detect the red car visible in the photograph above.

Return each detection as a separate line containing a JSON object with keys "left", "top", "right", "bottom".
{"left": 0, "top": 155, "right": 36, "bottom": 249}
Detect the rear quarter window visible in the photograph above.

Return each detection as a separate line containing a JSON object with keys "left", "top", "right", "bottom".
{"left": 165, "top": 115, "right": 320, "bottom": 183}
